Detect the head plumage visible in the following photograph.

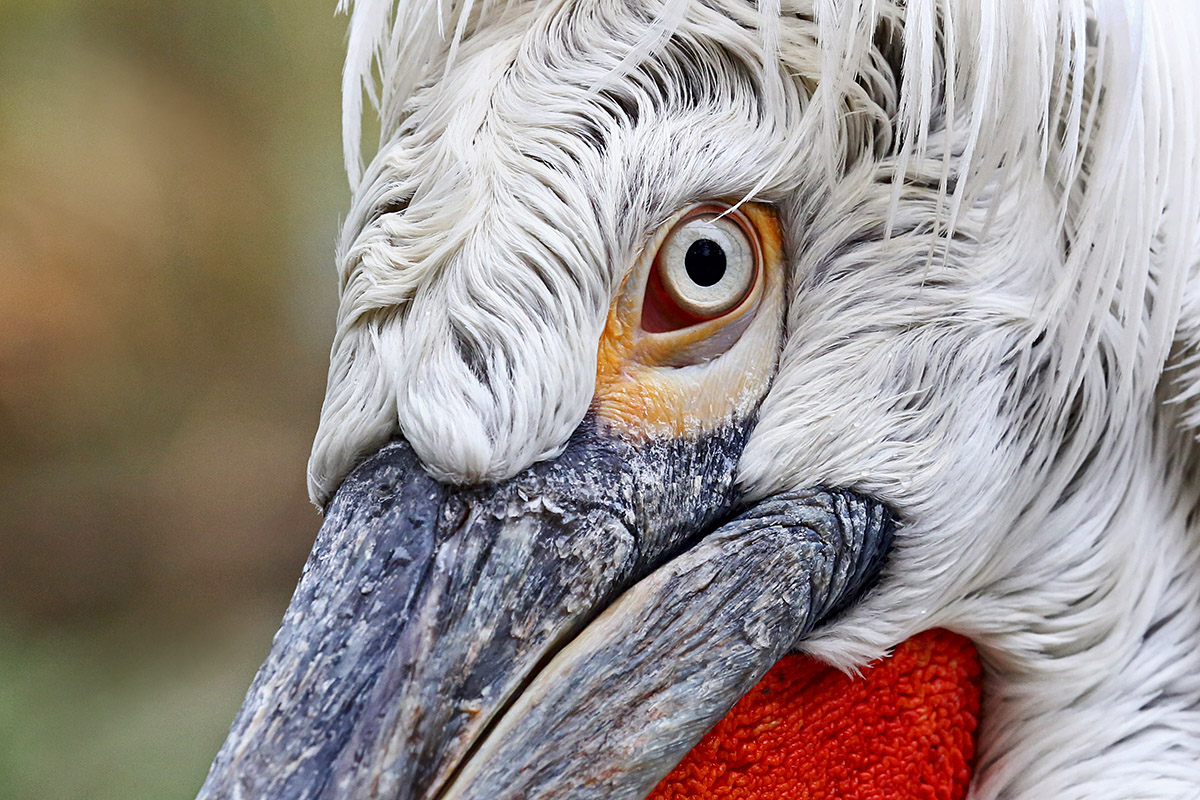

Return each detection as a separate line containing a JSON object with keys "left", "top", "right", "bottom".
{"left": 316, "top": 0, "right": 1200, "bottom": 506}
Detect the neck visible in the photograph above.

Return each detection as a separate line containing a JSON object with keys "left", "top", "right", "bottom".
{"left": 972, "top": 411, "right": 1200, "bottom": 799}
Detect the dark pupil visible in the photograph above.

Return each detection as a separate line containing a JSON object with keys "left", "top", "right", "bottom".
{"left": 684, "top": 238, "right": 727, "bottom": 287}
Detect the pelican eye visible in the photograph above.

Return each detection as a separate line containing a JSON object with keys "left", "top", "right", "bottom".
{"left": 596, "top": 199, "right": 782, "bottom": 430}
{"left": 641, "top": 204, "right": 764, "bottom": 333}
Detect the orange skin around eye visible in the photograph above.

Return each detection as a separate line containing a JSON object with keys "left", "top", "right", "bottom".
{"left": 649, "top": 629, "right": 982, "bottom": 800}
{"left": 592, "top": 202, "right": 785, "bottom": 440}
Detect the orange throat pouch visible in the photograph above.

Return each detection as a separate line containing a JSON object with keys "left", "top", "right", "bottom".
{"left": 651, "top": 629, "right": 982, "bottom": 800}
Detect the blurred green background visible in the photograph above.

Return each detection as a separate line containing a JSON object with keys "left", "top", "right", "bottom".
{"left": 0, "top": 2, "right": 348, "bottom": 797}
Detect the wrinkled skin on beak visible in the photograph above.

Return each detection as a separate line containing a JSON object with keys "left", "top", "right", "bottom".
{"left": 197, "top": 419, "right": 893, "bottom": 800}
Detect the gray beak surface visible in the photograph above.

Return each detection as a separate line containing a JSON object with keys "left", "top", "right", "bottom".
{"left": 197, "top": 422, "right": 893, "bottom": 800}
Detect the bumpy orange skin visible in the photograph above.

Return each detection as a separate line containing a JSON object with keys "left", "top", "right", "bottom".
{"left": 650, "top": 629, "right": 982, "bottom": 800}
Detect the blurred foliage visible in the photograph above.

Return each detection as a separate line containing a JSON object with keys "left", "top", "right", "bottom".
{"left": 0, "top": 1, "right": 349, "bottom": 797}
{"left": 0, "top": 608, "right": 280, "bottom": 800}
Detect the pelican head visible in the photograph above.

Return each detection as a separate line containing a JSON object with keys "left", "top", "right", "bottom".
{"left": 199, "top": 1, "right": 1200, "bottom": 798}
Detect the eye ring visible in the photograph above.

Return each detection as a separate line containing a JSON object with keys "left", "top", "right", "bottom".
{"left": 641, "top": 204, "right": 763, "bottom": 333}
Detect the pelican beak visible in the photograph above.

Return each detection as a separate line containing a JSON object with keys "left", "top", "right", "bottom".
{"left": 197, "top": 421, "right": 893, "bottom": 800}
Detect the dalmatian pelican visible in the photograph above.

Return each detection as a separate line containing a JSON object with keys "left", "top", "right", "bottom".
{"left": 198, "top": 0, "right": 1200, "bottom": 797}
